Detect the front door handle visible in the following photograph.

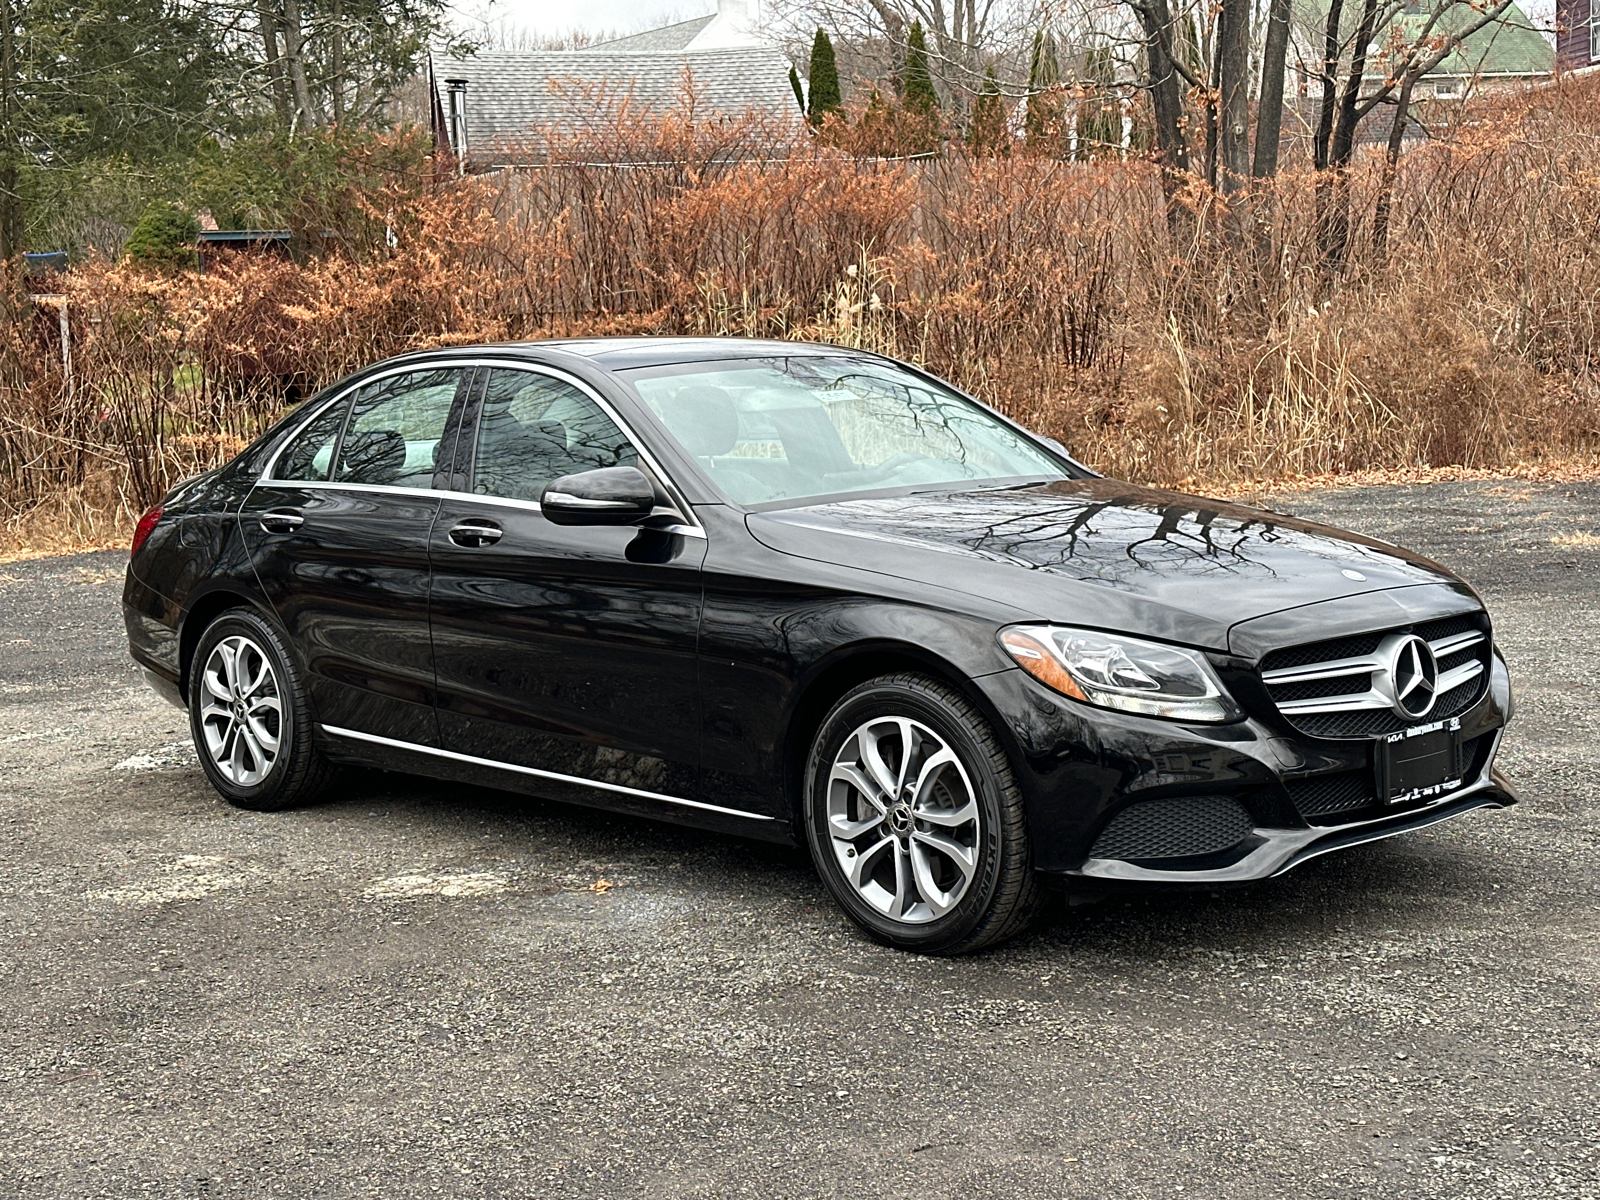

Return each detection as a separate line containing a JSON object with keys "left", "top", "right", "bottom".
{"left": 449, "top": 520, "right": 503, "bottom": 548}
{"left": 258, "top": 508, "right": 304, "bottom": 533}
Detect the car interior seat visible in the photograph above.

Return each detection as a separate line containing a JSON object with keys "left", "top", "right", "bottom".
{"left": 654, "top": 385, "right": 784, "bottom": 503}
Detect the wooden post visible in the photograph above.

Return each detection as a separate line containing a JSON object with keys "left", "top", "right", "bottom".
{"left": 32, "top": 294, "right": 72, "bottom": 397}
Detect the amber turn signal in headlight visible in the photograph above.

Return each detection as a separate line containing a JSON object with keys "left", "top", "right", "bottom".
{"left": 1000, "top": 629, "right": 1088, "bottom": 701}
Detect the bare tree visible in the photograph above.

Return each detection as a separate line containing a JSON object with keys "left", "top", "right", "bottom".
{"left": 1308, "top": 0, "right": 1519, "bottom": 266}
{"left": 770, "top": 0, "right": 1051, "bottom": 110}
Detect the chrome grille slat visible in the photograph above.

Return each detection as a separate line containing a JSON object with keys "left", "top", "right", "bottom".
{"left": 1429, "top": 630, "right": 1485, "bottom": 657}
{"left": 1276, "top": 690, "right": 1389, "bottom": 714}
{"left": 1435, "top": 658, "right": 1484, "bottom": 693}
{"left": 1260, "top": 653, "right": 1382, "bottom": 686}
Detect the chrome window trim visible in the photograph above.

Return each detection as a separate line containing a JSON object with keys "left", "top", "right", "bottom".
{"left": 248, "top": 480, "right": 706, "bottom": 538}
{"left": 319, "top": 724, "right": 772, "bottom": 820}
{"left": 256, "top": 356, "right": 706, "bottom": 539}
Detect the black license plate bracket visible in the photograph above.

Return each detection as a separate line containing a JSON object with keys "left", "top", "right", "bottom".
{"left": 1375, "top": 719, "right": 1465, "bottom": 805}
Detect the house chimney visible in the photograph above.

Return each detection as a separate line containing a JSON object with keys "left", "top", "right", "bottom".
{"left": 444, "top": 78, "right": 469, "bottom": 175}
{"left": 718, "top": 0, "right": 749, "bottom": 29}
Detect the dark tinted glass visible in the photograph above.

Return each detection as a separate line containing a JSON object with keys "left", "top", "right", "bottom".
{"left": 273, "top": 401, "right": 348, "bottom": 482}
{"left": 473, "top": 370, "right": 638, "bottom": 502}
{"left": 334, "top": 368, "right": 462, "bottom": 488}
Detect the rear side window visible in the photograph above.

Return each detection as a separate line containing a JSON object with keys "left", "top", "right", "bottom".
{"left": 334, "top": 368, "right": 464, "bottom": 488}
{"left": 472, "top": 369, "right": 638, "bottom": 502}
{"left": 273, "top": 401, "right": 349, "bottom": 482}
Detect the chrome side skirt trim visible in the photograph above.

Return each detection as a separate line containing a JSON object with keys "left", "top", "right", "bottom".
{"left": 318, "top": 724, "right": 774, "bottom": 821}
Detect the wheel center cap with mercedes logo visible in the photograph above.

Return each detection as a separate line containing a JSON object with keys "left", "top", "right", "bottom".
{"left": 1383, "top": 633, "right": 1439, "bottom": 720}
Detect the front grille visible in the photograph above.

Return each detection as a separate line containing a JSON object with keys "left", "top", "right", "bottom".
{"left": 1259, "top": 611, "right": 1492, "bottom": 740}
{"left": 1089, "top": 795, "right": 1255, "bottom": 862}
{"left": 1286, "top": 771, "right": 1375, "bottom": 818}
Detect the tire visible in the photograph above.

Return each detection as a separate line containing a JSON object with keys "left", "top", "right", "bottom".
{"left": 803, "top": 673, "right": 1041, "bottom": 955}
{"left": 188, "top": 607, "right": 335, "bottom": 812}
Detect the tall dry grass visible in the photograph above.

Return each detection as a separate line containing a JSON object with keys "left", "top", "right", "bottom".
{"left": 3, "top": 74, "right": 1597, "bottom": 552}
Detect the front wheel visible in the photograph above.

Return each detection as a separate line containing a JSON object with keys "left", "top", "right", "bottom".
{"left": 803, "top": 673, "right": 1041, "bottom": 954}
{"left": 188, "top": 608, "right": 334, "bottom": 811}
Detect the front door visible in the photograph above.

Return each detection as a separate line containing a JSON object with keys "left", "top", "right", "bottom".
{"left": 242, "top": 364, "right": 473, "bottom": 746}
{"left": 428, "top": 365, "right": 707, "bottom": 800}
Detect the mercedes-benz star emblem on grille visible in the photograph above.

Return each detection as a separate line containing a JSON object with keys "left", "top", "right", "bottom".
{"left": 1383, "top": 633, "right": 1439, "bottom": 720}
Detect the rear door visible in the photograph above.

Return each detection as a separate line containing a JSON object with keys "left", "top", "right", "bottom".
{"left": 428, "top": 364, "right": 707, "bottom": 802}
{"left": 241, "top": 364, "right": 474, "bottom": 746}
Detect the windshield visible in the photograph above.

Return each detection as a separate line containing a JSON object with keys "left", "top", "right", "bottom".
{"left": 624, "top": 356, "right": 1071, "bottom": 507}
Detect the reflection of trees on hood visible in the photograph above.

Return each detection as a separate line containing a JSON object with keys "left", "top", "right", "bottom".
{"left": 831, "top": 481, "right": 1425, "bottom": 590}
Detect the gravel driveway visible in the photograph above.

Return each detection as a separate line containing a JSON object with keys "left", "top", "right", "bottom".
{"left": 2, "top": 480, "right": 1597, "bottom": 1199}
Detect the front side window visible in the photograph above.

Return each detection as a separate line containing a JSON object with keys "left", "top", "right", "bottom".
{"left": 334, "top": 368, "right": 463, "bottom": 488}
{"left": 624, "top": 356, "right": 1070, "bottom": 507}
{"left": 273, "top": 400, "right": 349, "bottom": 482}
{"left": 472, "top": 369, "right": 638, "bottom": 502}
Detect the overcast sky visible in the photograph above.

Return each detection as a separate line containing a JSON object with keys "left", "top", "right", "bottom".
{"left": 452, "top": 0, "right": 1556, "bottom": 50}
{"left": 455, "top": 0, "right": 719, "bottom": 38}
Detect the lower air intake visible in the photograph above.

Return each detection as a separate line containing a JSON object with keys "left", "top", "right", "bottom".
{"left": 1089, "top": 795, "right": 1255, "bottom": 862}
{"left": 1286, "top": 771, "right": 1376, "bottom": 820}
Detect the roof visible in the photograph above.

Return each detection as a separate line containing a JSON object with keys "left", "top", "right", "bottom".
{"left": 513, "top": 336, "right": 845, "bottom": 369}
{"left": 1405, "top": 2, "right": 1555, "bottom": 77}
{"left": 433, "top": 46, "right": 801, "bottom": 156}
{"left": 591, "top": 15, "right": 715, "bottom": 53}
{"left": 342, "top": 337, "right": 862, "bottom": 375}
{"left": 198, "top": 229, "right": 292, "bottom": 245}
{"left": 1290, "top": 0, "right": 1554, "bottom": 78}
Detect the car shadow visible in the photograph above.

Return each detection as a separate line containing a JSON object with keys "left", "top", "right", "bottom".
{"left": 321, "top": 766, "right": 1504, "bottom": 964}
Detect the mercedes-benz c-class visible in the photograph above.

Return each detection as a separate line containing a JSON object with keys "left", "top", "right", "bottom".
{"left": 123, "top": 339, "right": 1517, "bottom": 953}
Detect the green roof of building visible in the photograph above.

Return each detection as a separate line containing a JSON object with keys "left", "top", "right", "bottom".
{"left": 1293, "top": 0, "right": 1555, "bottom": 79}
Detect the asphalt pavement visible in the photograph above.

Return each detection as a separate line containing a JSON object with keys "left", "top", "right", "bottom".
{"left": 1, "top": 479, "right": 1598, "bottom": 1199}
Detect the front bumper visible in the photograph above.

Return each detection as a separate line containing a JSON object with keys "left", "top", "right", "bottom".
{"left": 977, "top": 651, "right": 1516, "bottom": 884}
{"left": 1077, "top": 764, "right": 1517, "bottom": 884}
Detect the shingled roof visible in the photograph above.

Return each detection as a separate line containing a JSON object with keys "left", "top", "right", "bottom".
{"left": 592, "top": 15, "right": 715, "bottom": 53}
{"left": 434, "top": 46, "right": 800, "bottom": 160}
{"left": 432, "top": 1, "right": 800, "bottom": 165}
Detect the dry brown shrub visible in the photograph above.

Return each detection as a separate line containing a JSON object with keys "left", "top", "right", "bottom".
{"left": 4, "top": 74, "right": 1598, "bottom": 553}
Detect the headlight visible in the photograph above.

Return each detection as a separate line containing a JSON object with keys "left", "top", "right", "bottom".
{"left": 1000, "top": 624, "right": 1242, "bottom": 723}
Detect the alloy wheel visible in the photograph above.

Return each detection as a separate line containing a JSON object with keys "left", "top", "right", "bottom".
{"left": 198, "top": 635, "right": 283, "bottom": 786}
{"left": 826, "top": 716, "right": 981, "bottom": 924}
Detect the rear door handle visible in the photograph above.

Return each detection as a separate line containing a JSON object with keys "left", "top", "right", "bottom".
{"left": 449, "top": 520, "right": 502, "bottom": 548}
{"left": 258, "top": 509, "right": 304, "bottom": 533}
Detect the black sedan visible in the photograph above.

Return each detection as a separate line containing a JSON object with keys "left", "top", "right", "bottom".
{"left": 124, "top": 339, "right": 1518, "bottom": 953}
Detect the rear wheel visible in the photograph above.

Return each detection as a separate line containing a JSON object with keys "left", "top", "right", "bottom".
{"left": 803, "top": 673, "right": 1041, "bottom": 954}
{"left": 188, "top": 608, "right": 334, "bottom": 811}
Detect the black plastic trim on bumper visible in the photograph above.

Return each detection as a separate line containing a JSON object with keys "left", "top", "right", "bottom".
{"left": 140, "top": 667, "right": 186, "bottom": 710}
{"left": 1067, "top": 769, "right": 1516, "bottom": 885}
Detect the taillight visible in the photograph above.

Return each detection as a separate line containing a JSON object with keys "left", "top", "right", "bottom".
{"left": 131, "top": 504, "right": 163, "bottom": 556}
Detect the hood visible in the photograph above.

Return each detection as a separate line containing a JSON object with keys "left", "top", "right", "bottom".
{"left": 745, "top": 478, "right": 1473, "bottom": 652}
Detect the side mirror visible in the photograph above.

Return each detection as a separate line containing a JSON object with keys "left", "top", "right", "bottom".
{"left": 540, "top": 466, "right": 659, "bottom": 526}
